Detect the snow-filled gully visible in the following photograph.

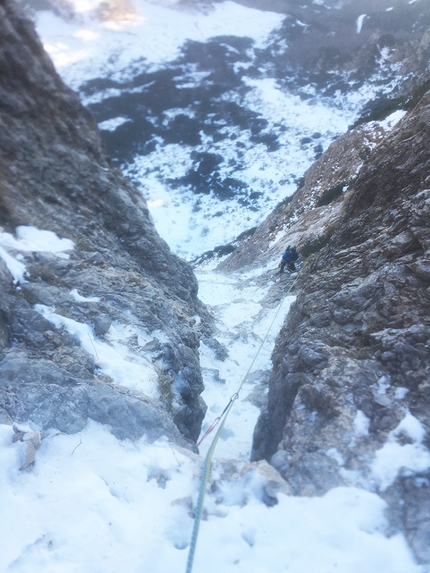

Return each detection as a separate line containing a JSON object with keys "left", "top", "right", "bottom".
{"left": 0, "top": 228, "right": 427, "bottom": 573}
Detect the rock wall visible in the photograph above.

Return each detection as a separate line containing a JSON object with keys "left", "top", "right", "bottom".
{"left": 250, "top": 91, "right": 430, "bottom": 563}
{"left": 0, "top": 0, "right": 210, "bottom": 446}
{"left": 218, "top": 119, "right": 388, "bottom": 272}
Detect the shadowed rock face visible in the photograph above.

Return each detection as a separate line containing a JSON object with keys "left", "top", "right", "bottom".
{"left": 250, "top": 91, "right": 430, "bottom": 563}
{"left": 0, "top": 0, "right": 211, "bottom": 445}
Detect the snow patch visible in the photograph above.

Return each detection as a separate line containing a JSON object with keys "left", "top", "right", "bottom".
{"left": 98, "top": 116, "right": 131, "bottom": 131}
{"left": 327, "top": 447, "right": 345, "bottom": 466}
{"left": 395, "top": 387, "right": 409, "bottom": 400}
{"left": 0, "top": 226, "right": 74, "bottom": 254}
{"left": 70, "top": 289, "right": 101, "bottom": 302}
{"left": 0, "top": 245, "right": 27, "bottom": 284}
{"left": 356, "top": 14, "right": 367, "bottom": 34}
{"left": 370, "top": 413, "right": 430, "bottom": 491}
{"left": 377, "top": 109, "right": 407, "bottom": 130}
{"left": 34, "top": 305, "right": 159, "bottom": 396}
{"left": 354, "top": 410, "right": 370, "bottom": 437}
{"left": 0, "top": 226, "right": 74, "bottom": 284}
{"left": 376, "top": 375, "right": 390, "bottom": 395}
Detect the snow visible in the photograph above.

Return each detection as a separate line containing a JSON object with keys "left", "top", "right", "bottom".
{"left": 370, "top": 413, "right": 430, "bottom": 491}
{"left": 327, "top": 447, "right": 345, "bottom": 466}
{"left": 35, "top": 304, "right": 159, "bottom": 396}
{"left": 394, "top": 412, "right": 426, "bottom": 443}
{"left": 376, "top": 375, "right": 390, "bottom": 394}
{"left": 196, "top": 267, "right": 294, "bottom": 460}
{"left": 377, "top": 109, "right": 407, "bottom": 130}
{"left": 0, "top": 245, "right": 26, "bottom": 284}
{"left": 123, "top": 76, "right": 357, "bottom": 259}
{"left": 0, "top": 226, "right": 74, "bottom": 284}
{"left": 395, "top": 387, "right": 410, "bottom": 400}
{"left": 70, "top": 288, "right": 101, "bottom": 302}
{"left": 0, "top": 419, "right": 423, "bottom": 573}
{"left": 98, "top": 116, "right": 131, "bottom": 131}
{"left": 0, "top": 225, "right": 74, "bottom": 253}
{"left": 36, "top": 1, "right": 284, "bottom": 89}
{"left": 33, "top": 0, "right": 405, "bottom": 261}
{"left": 1, "top": 2, "right": 428, "bottom": 570}
{"left": 356, "top": 14, "right": 367, "bottom": 33}
{"left": 353, "top": 410, "right": 370, "bottom": 437}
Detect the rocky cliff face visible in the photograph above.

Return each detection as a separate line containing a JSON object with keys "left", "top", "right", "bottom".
{"left": 0, "top": 0, "right": 211, "bottom": 446}
{"left": 238, "top": 92, "right": 430, "bottom": 562}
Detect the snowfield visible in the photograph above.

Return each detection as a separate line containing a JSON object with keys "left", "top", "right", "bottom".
{"left": 34, "top": 0, "right": 408, "bottom": 260}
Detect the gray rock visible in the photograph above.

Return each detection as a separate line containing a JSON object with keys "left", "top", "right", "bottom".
{"left": 93, "top": 315, "right": 112, "bottom": 336}
{"left": 0, "top": 349, "right": 194, "bottom": 448}
{"left": 248, "top": 90, "right": 430, "bottom": 563}
{"left": 0, "top": 1, "right": 215, "bottom": 448}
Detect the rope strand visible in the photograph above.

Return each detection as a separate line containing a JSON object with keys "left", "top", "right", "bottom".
{"left": 185, "top": 274, "right": 299, "bottom": 573}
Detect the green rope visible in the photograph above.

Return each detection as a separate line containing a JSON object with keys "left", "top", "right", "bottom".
{"left": 185, "top": 275, "right": 298, "bottom": 573}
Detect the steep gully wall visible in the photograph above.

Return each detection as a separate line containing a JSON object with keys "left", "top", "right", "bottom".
{"left": 0, "top": 0, "right": 220, "bottom": 446}
{"left": 238, "top": 92, "right": 430, "bottom": 563}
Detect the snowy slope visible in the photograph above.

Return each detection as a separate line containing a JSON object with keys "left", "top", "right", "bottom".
{"left": 32, "top": 0, "right": 424, "bottom": 259}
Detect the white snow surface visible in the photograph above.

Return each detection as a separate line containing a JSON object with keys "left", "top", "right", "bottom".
{"left": 0, "top": 421, "right": 423, "bottom": 573}
{"left": 356, "top": 13, "right": 367, "bottom": 33}
{"left": 36, "top": 0, "right": 284, "bottom": 88}
{"left": 370, "top": 413, "right": 430, "bottom": 491}
{"left": 70, "top": 288, "right": 101, "bottom": 302}
{"left": 1, "top": 2, "right": 427, "bottom": 570}
{"left": 0, "top": 226, "right": 74, "bottom": 283}
{"left": 34, "top": 0, "right": 408, "bottom": 260}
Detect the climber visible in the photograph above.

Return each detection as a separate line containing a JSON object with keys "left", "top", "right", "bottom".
{"left": 279, "top": 245, "right": 299, "bottom": 273}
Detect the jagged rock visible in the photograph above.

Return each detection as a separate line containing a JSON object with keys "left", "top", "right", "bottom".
{"left": 0, "top": 349, "right": 194, "bottom": 448}
{"left": 93, "top": 315, "right": 112, "bottom": 336}
{"left": 246, "top": 90, "right": 430, "bottom": 563}
{"left": 218, "top": 122, "right": 388, "bottom": 272}
{"left": 0, "top": 0, "right": 213, "bottom": 445}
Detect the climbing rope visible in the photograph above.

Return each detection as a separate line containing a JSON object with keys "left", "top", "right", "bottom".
{"left": 185, "top": 273, "right": 299, "bottom": 573}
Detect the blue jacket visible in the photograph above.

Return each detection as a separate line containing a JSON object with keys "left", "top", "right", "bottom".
{"left": 282, "top": 249, "right": 298, "bottom": 263}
